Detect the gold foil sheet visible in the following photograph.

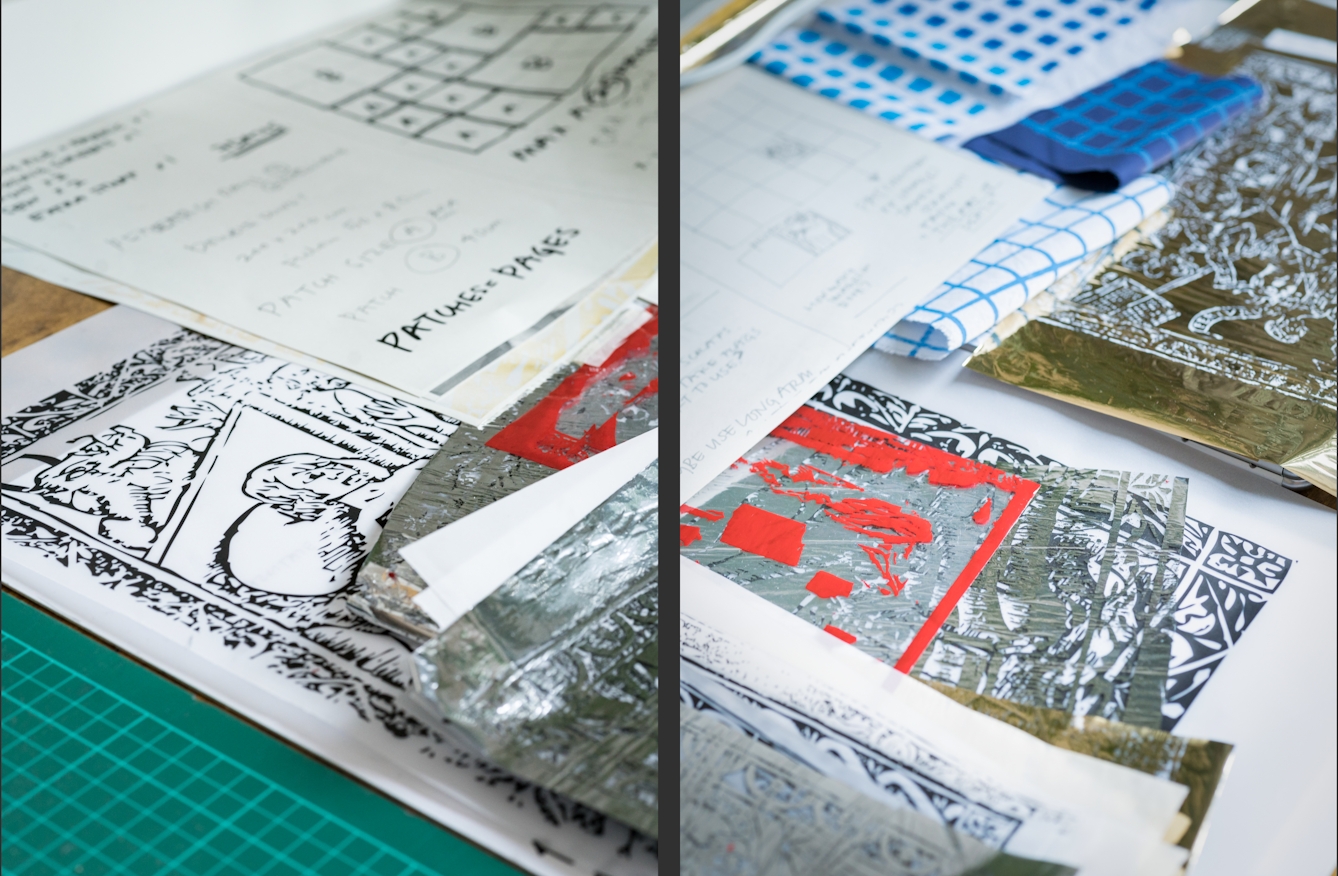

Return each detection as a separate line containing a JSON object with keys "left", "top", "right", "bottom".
{"left": 925, "top": 682, "right": 1232, "bottom": 854}
{"left": 968, "top": 9, "right": 1337, "bottom": 495}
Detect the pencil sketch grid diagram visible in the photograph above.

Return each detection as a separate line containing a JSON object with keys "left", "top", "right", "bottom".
{"left": 680, "top": 89, "right": 872, "bottom": 284}
{"left": 241, "top": 2, "right": 647, "bottom": 154}
{"left": 0, "top": 327, "right": 658, "bottom": 865}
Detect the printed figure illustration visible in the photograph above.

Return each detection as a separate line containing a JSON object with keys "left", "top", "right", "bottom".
{"left": 216, "top": 453, "right": 391, "bottom": 596}
{"left": 21, "top": 426, "right": 194, "bottom": 552}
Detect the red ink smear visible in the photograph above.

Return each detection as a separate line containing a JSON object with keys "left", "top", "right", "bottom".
{"left": 680, "top": 505, "right": 725, "bottom": 522}
{"left": 680, "top": 524, "right": 702, "bottom": 547}
{"left": 805, "top": 570, "right": 854, "bottom": 599}
{"left": 879, "top": 589, "right": 891, "bottom": 596}
{"left": 889, "top": 574, "right": 907, "bottom": 594}
{"left": 720, "top": 504, "right": 806, "bottom": 566}
{"left": 972, "top": 498, "right": 993, "bottom": 525}
{"left": 752, "top": 460, "right": 933, "bottom": 594}
{"left": 824, "top": 625, "right": 858, "bottom": 644}
{"left": 773, "top": 406, "right": 1033, "bottom": 494}
{"left": 764, "top": 405, "right": 1039, "bottom": 674}
{"left": 485, "top": 306, "right": 658, "bottom": 469}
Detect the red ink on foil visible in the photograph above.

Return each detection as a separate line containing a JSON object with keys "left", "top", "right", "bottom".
{"left": 680, "top": 505, "right": 725, "bottom": 522}
{"left": 824, "top": 625, "right": 858, "bottom": 644}
{"left": 765, "top": 405, "right": 1039, "bottom": 673}
{"left": 720, "top": 504, "right": 806, "bottom": 566}
{"left": 805, "top": 570, "right": 854, "bottom": 599}
{"left": 750, "top": 459, "right": 933, "bottom": 593}
{"left": 485, "top": 306, "right": 658, "bottom": 469}
{"left": 680, "top": 524, "right": 702, "bottom": 547}
{"left": 972, "top": 498, "right": 993, "bottom": 525}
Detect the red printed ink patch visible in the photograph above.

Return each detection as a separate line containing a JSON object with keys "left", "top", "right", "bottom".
{"left": 806, "top": 570, "right": 854, "bottom": 599}
{"left": 824, "top": 625, "right": 858, "bottom": 644}
{"left": 680, "top": 524, "right": 703, "bottom": 547}
{"left": 486, "top": 307, "right": 658, "bottom": 469}
{"left": 720, "top": 504, "right": 806, "bottom": 566}
{"left": 680, "top": 403, "right": 1039, "bottom": 675}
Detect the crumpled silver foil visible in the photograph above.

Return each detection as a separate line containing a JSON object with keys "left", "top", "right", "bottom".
{"left": 350, "top": 323, "right": 659, "bottom": 645}
{"left": 348, "top": 368, "right": 569, "bottom": 645}
{"left": 413, "top": 462, "right": 659, "bottom": 837}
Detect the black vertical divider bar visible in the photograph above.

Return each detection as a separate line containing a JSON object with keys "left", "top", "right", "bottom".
{"left": 656, "top": 3, "right": 682, "bottom": 870}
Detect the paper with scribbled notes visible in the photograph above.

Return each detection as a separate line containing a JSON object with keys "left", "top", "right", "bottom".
{"left": 0, "top": 0, "right": 657, "bottom": 400}
{"left": 678, "top": 66, "right": 1050, "bottom": 502}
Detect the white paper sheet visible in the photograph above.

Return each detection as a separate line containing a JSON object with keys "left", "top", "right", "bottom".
{"left": 1, "top": 236, "right": 658, "bottom": 427}
{"left": 680, "top": 557, "right": 1191, "bottom": 876}
{"left": 1, "top": 0, "right": 658, "bottom": 401}
{"left": 405, "top": 427, "right": 658, "bottom": 629}
{"left": 677, "top": 66, "right": 1051, "bottom": 502}
{"left": 0, "top": 0, "right": 389, "bottom": 154}
{"left": 0, "top": 306, "right": 656, "bottom": 876}
{"left": 840, "top": 347, "right": 1337, "bottom": 876}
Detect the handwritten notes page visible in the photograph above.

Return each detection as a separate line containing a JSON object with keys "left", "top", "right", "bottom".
{"left": 0, "top": 0, "right": 657, "bottom": 401}
{"left": 678, "top": 67, "right": 1050, "bottom": 502}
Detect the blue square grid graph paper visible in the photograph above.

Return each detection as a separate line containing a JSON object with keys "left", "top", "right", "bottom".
{"left": 964, "top": 59, "right": 1263, "bottom": 189}
{"left": 876, "top": 173, "right": 1173, "bottom": 358}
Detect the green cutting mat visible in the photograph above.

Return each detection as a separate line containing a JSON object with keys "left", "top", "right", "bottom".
{"left": 1, "top": 592, "right": 523, "bottom": 876}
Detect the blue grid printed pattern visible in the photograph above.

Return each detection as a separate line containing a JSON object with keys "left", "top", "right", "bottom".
{"left": 876, "top": 174, "right": 1173, "bottom": 359}
{"left": 965, "top": 59, "right": 1263, "bottom": 189}
{"left": 816, "top": 0, "right": 1163, "bottom": 96}
{"left": 1, "top": 631, "right": 448, "bottom": 876}
{"left": 751, "top": 18, "right": 1013, "bottom": 143}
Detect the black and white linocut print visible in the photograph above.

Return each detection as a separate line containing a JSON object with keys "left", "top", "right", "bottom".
{"left": 809, "top": 374, "right": 1295, "bottom": 731}
{"left": 679, "top": 614, "right": 1064, "bottom": 855}
{"left": 0, "top": 325, "right": 656, "bottom": 872}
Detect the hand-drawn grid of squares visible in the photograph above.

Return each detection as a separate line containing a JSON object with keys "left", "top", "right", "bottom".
{"left": 0, "top": 632, "right": 445, "bottom": 876}
{"left": 681, "top": 90, "right": 876, "bottom": 285}
{"left": 239, "top": 3, "right": 644, "bottom": 155}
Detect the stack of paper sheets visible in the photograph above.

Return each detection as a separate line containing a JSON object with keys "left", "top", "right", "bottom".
{"left": 2, "top": 0, "right": 659, "bottom": 426}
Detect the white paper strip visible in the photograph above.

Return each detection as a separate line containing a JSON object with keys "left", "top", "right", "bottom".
{"left": 680, "top": 556, "right": 1191, "bottom": 876}
{"left": 406, "top": 428, "right": 659, "bottom": 630}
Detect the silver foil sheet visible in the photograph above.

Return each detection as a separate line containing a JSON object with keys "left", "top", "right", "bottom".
{"left": 351, "top": 310, "right": 659, "bottom": 645}
{"left": 920, "top": 466, "right": 1189, "bottom": 729}
{"left": 414, "top": 461, "right": 659, "bottom": 837}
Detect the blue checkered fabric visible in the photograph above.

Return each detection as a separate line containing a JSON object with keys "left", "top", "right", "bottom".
{"left": 805, "top": 0, "right": 1164, "bottom": 97}
{"left": 752, "top": 12, "right": 1011, "bottom": 142}
{"left": 875, "top": 174, "right": 1173, "bottom": 359}
{"left": 964, "top": 59, "right": 1262, "bottom": 189}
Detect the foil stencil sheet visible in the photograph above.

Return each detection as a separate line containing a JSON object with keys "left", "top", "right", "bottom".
{"left": 414, "top": 462, "right": 659, "bottom": 837}
{"left": 925, "top": 682, "right": 1232, "bottom": 854}
{"left": 801, "top": 375, "right": 1296, "bottom": 730}
{"left": 680, "top": 403, "right": 1192, "bottom": 726}
{"left": 969, "top": 38, "right": 1337, "bottom": 494}
{"left": 920, "top": 466, "right": 1189, "bottom": 729}
{"left": 679, "top": 704, "right": 1076, "bottom": 876}
{"left": 680, "top": 405, "right": 1038, "bottom": 671}
{"left": 351, "top": 309, "right": 659, "bottom": 645}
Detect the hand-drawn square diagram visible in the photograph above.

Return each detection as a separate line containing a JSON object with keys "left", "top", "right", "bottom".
{"left": 680, "top": 90, "right": 871, "bottom": 284}
{"left": 242, "top": 3, "right": 646, "bottom": 154}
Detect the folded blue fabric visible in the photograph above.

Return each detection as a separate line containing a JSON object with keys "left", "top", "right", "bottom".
{"left": 964, "top": 59, "right": 1262, "bottom": 191}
